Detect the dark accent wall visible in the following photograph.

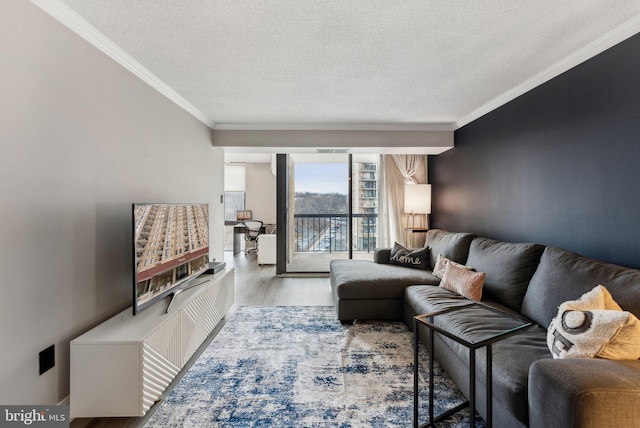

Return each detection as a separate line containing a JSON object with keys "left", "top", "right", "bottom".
{"left": 430, "top": 33, "right": 640, "bottom": 269}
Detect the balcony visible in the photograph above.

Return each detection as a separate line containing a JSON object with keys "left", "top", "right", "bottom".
{"left": 287, "top": 213, "right": 378, "bottom": 271}
{"left": 293, "top": 213, "right": 378, "bottom": 253}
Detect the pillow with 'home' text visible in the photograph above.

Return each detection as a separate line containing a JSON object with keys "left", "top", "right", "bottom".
{"left": 389, "top": 242, "right": 429, "bottom": 270}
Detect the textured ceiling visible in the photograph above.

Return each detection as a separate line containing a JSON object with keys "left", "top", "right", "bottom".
{"left": 48, "top": 1, "right": 640, "bottom": 128}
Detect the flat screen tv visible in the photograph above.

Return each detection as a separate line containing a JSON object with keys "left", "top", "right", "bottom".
{"left": 133, "top": 203, "right": 209, "bottom": 314}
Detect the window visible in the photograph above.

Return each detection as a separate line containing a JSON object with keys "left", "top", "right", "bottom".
{"left": 224, "top": 191, "right": 245, "bottom": 222}
{"left": 224, "top": 164, "right": 246, "bottom": 222}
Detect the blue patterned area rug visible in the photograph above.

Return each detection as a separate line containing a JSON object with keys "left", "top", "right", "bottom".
{"left": 145, "top": 306, "right": 485, "bottom": 427}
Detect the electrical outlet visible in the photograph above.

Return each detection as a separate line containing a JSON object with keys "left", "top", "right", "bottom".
{"left": 39, "top": 345, "right": 55, "bottom": 375}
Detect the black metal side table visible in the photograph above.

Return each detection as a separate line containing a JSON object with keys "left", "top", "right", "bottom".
{"left": 413, "top": 303, "right": 534, "bottom": 428}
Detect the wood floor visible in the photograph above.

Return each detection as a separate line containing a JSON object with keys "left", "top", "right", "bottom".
{"left": 286, "top": 251, "right": 373, "bottom": 272}
{"left": 229, "top": 251, "right": 334, "bottom": 305}
{"left": 70, "top": 251, "right": 335, "bottom": 428}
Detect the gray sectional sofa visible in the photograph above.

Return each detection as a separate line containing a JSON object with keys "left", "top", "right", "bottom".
{"left": 329, "top": 229, "right": 640, "bottom": 427}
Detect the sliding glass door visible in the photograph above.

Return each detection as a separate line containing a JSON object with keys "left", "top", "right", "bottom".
{"left": 276, "top": 153, "right": 379, "bottom": 274}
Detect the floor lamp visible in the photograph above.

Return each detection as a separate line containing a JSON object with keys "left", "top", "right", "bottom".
{"left": 404, "top": 184, "right": 431, "bottom": 246}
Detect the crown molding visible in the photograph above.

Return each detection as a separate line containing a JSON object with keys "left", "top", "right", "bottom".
{"left": 31, "top": 0, "right": 215, "bottom": 128}
{"left": 212, "top": 123, "right": 456, "bottom": 131}
{"left": 456, "top": 15, "right": 640, "bottom": 130}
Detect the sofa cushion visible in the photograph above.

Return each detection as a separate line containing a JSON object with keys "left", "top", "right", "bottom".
{"left": 440, "top": 261, "right": 485, "bottom": 301}
{"left": 425, "top": 229, "right": 476, "bottom": 269}
{"left": 373, "top": 247, "right": 392, "bottom": 264}
{"left": 529, "top": 358, "right": 640, "bottom": 428}
{"left": 405, "top": 285, "right": 551, "bottom": 425}
{"left": 442, "top": 321, "right": 549, "bottom": 426}
{"left": 330, "top": 259, "right": 439, "bottom": 300}
{"left": 522, "top": 246, "right": 640, "bottom": 328}
{"left": 405, "top": 284, "right": 480, "bottom": 315}
{"left": 465, "top": 237, "right": 544, "bottom": 312}
{"left": 547, "top": 285, "right": 640, "bottom": 360}
{"left": 389, "top": 242, "right": 429, "bottom": 269}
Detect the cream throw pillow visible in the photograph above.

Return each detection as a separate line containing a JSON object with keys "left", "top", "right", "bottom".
{"left": 547, "top": 285, "right": 640, "bottom": 360}
{"left": 439, "top": 261, "right": 485, "bottom": 301}
{"left": 433, "top": 254, "right": 471, "bottom": 279}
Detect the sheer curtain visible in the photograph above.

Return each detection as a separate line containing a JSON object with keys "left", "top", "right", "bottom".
{"left": 392, "top": 154, "right": 427, "bottom": 185}
{"left": 378, "top": 154, "right": 428, "bottom": 247}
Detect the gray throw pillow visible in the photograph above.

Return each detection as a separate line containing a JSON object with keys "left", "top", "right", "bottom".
{"left": 389, "top": 242, "right": 429, "bottom": 270}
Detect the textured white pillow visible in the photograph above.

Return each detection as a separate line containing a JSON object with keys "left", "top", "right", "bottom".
{"left": 547, "top": 285, "right": 640, "bottom": 360}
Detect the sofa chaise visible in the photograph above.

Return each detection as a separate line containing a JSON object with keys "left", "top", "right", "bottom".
{"left": 329, "top": 229, "right": 640, "bottom": 427}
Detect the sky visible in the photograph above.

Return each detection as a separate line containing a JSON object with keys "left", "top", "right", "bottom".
{"left": 295, "top": 163, "right": 349, "bottom": 194}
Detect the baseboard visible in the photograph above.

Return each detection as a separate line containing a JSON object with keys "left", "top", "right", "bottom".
{"left": 58, "top": 395, "right": 72, "bottom": 422}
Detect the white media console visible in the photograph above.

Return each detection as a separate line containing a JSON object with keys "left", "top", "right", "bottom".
{"left": 70, "top": 268, "right": 235, "bottom": 418}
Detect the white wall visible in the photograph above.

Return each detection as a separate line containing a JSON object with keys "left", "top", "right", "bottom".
{"left": 245, "top": 163, "right": 277, "bottom": 225}
{"left": 0, "top": 1, "right": 224, "bottom": 405}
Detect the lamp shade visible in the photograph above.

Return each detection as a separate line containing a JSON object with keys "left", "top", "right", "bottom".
{"left": 404, "top": 184, "right": 431, "bottom": 214}
{"left": 236, "top": 210, "right": 252, "bottom": 221}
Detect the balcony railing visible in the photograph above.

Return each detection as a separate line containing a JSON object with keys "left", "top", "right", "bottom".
{"left": 294, "top": 213, "right": 378, "bottom": 253}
